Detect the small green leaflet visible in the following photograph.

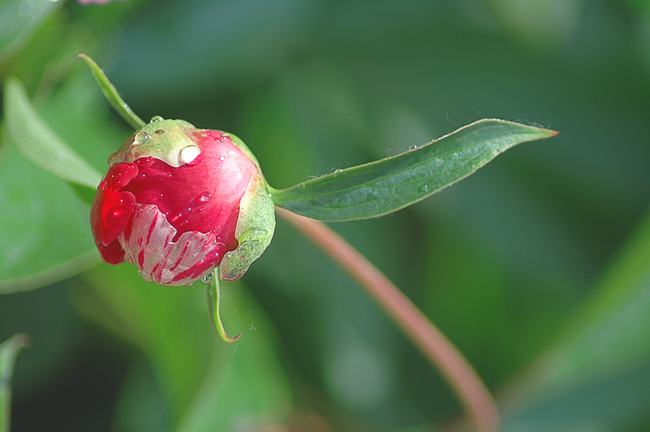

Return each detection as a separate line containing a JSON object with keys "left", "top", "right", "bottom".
{"left": 0, "top": 334, "right": 29, "bottom": 432}
{"left": 77, "top": 54, "right": 146, "bottom": 130}
{"left": 271, "top": 119, "right": 557, "bottom": 221}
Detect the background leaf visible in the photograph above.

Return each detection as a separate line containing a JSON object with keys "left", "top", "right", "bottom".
{"left": 272, "top": 119, "right": 556, "bottom": 221}
{"left": 0, "top": 334, "right": 29, "bottom": 432}
{"left": 0, "top": 144, "right": 98, "bottom": 293}
{"left": 499, "top": 204, "right": 650, "bottom": 431}
{"left": 0, "top": 0, "right": 62, "bottom": 63}
{"left": 78, "top": 263, "right": 291, "bottom": 431}
{"left": 3, "top": 76, "right": 103, "bottom": 189}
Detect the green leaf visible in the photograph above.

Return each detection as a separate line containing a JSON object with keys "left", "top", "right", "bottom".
{"left": 79, "top": 264, "right": 218, "bottom": 425}
{"left": 271, "top": 119, "right": 557, "bottom": 221}
{"left": 3, "top": 76, "right": 103, "bottom": 189}
{"left": 0, "top": 75, "right": 103, "bottom": 293}
{"left": 78, "top": 264, "right": 291, "bottom": 430}
{"left": 501, "top": 205, "right": 650, "bottom": 430}
{"left": 0, "top": 0, "right": 62, "bottom": 62}
{"left": 0, "top": 334, "right": 29, "bottom": 432}
{"left": 175, "top": 290, "right": 291, "bottom": 432}
{"left": 0, "top": 145, "right": 99, "bottom": 293}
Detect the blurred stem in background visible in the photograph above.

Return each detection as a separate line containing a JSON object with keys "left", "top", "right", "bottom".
{"left": 277, "top": 207, "right": 498, "bottom": 432}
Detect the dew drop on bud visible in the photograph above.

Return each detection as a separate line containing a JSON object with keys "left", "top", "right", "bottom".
{"left": 150, "top": 115, "right": 164, "bottom": 123}
{"left": 134, "top": 131, "right": 150, "bottom": 145}
{"left": 198, "top": 191, "right": 211, "bottom": 203}
{"left": 179, "top": 145, "right": 201, "bottom": 165}
{"left": 418, "top": 184, "right": 429, "bottom": 193}
{"left": 137, "top": 270, "right": 144, "bottom": 277}
{"left": 136, "top": 157, "right": 155, "bottom": 168}
{"left": 201, "top": 272, "right": 214, "bottom": 283}
{"left": 409, "top": 144, "right": 418, "bottom": 150}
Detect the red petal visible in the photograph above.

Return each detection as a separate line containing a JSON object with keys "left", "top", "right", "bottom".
{"left": 90, "top": 163, "right": 139, "bottom": 250}
{"left": 96, "top": 239, "right": 126, "bottom": 264}
{"left": 91, "top": 186, "right": 136, "bottom": 246}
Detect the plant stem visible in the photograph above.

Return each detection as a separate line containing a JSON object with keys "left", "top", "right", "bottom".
{"left": 206, "top": 269, "right": 241, "bottom": 344}
{"left": 276, "top": 207, "right": 498, "bottom": 432}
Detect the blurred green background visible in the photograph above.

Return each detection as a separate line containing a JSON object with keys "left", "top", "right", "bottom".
{"left": 2, "top": 0, "right": 650, "bottom": 431}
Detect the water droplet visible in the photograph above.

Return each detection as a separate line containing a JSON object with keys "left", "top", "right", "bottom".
{"left": 219, "top": 156, "right": 225, "bottom": 161}
{"left": 134, "top": 131, "right": 150, "bottom": 145}
{"left": 219, "top": 135, "right": 227, "bottom": 143}
{"left": 18, "top": 0, "right": 35, "bottom": 17}
{"left": 150, "top": 115, "right": 164, "bottom": 123}
{"left": 137, "top": 270, "right": 144, "bottom": 277}
{"left": 201, "top": 273, "right": 214, "bottom": 283}
{"left": 333, "top": 169, "right": 342, "bottom": 174}
{"left": 418, "top": 184, "right": 429, "bottom": 193}
{"left": 409, "top": 145, "right": 418, "bottom": 151}
{"left": 197, "top": 192, "right": 212, "bottom": 203}
{"left": 179, "top": 145, "right": 201, "bottom": 164}
{"left": 136, "top": 157, "right": 155, "bottom": 167}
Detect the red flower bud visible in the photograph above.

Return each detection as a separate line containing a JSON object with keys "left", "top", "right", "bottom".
{"left": 91, "top": 117, "right": 275, "bottom": 286}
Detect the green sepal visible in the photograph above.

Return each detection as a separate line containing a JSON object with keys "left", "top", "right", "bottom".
{"left": 108, "top": 116, "right": 200, "bottom": 168}
{"left": 219, "top": 174, "right": 276, "bottom": 281}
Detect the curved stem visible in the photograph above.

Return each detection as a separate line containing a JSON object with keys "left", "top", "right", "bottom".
{"left": 206, "top": 269, "right": 241, "bottom": 344}
{"left": 277, "top": 207, "right": 498, "bottom": 432}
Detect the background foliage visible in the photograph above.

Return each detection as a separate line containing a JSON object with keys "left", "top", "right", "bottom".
{"left": 1, "top": 0, "right": 650, "bottom": 431}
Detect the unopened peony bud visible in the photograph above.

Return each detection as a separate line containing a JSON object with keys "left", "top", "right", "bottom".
{"left": 90, "top": 117, "right": 275, "bottom": 286}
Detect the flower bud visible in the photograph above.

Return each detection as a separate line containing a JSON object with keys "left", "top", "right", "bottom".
{"left": 90, "top": 117, "right": 275, "bottom": 286}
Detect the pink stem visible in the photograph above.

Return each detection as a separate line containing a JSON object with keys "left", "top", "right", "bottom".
{"left": 276, "top": 207, "right": 498, "bottom": 432}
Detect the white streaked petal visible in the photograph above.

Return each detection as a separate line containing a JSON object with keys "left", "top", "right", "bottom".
{"left": 118, "top": 204, "right": 222, "bottom": 286}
